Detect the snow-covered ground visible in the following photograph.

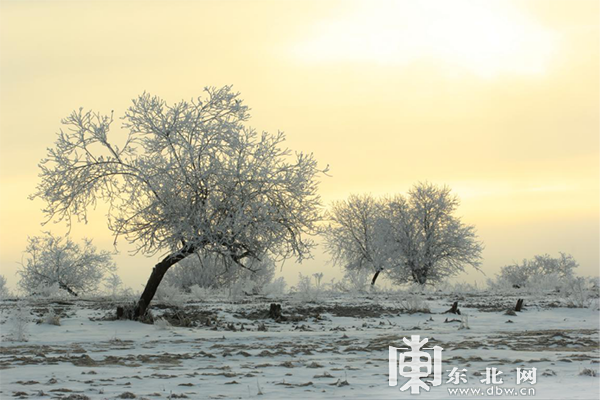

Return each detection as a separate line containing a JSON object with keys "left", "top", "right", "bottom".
{"left": 1, "top": 291, "right": 598, "bottom": 399}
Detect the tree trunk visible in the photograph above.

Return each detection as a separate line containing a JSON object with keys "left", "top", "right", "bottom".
{"left": 133, "top": 247, "right": 195, "bottom": 319}
{"left": 371, "top": 270, "right": 382, "bottom": 286}
{"left": 515, "top": 298, "right": 524, "bottom": 312}
{"left": 443, "top": 301, "right": 461, "bottom": 315}
{"left": 268, "top": 303, "right": 284, "bottom": 321}
{"left": 58, "top": 281, "right": 78, "bottom": 297}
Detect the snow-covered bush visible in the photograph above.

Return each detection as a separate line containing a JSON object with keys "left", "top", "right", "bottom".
{"left": 164, "top": 253, "right": 276, "bottom": 294}
{"left": 156, "top": 284, "right": 187, "bottom": 309}
{"left": 8, "top": 303, "right": 30, "bottom": 342}
{"left": 103, "top": 273, "right": 133, "bottom": 299}
{"left": 399, "top": 294, "right": 431, "bottom": 313}
{"left": 292, "top": 273, "right": 324, "bottom": 302}
{"left": 491, "top": 253, "right": 577, "bottom": 290}
{"left": 29, "top": 282, "right": 62, "bottom": 298}
{"left": 563, "top": 276, "right": 599, "bottom": 308}
{"left": 189, "top": 284, "right": 221, "bottom": 301}
{"left": 40, "top": 309, "right": 61, "bottom": 326}
{"left": 441, "top": 281, "right": 482, "bottom": 295}
{"left": 18, "top": 233, "right": 115, "bottom": 296}
{"left": 262, "top": 277, "right": 288, "bottom": 297}
{"left": 331, "top": 268, "right": 372, "bottom": 293}
{"left": 0, "top": 275, "right": 9, "bottom": 299}
{"left": 154, "top": 317, "right": 172, "bottom": 330}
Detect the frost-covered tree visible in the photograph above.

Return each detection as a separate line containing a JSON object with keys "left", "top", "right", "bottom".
{"left": 380, "top": 182, "right": 483, "bottom": 285}
{"left": 18, "top": 233, "right": 115, "bottom": 296}
{"left": 163, "top": 252, "right": 276, "bottom": 292}
{"left": 32, "top": 86, "right": 324, "bottom": 318}
{"left": 0, "top": 275, "right": 9, "bottom": 299}
{"left": 323, "top": 194, "right": 388, "bottom": 286}
{"left": 494, "top": 252, "right": 578, "bottom": 288}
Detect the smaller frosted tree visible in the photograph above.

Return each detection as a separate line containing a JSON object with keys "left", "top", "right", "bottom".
{"left": 323, "top": 194, "right": 388, "bottom": 286}
{"left": 379, "top": 182, "right": 484, "bottom": 285}
{"left": 18, "top": 233, "right": 115, "bottom": 296}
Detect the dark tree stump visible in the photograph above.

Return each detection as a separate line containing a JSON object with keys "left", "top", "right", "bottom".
{"left": 116, "top": 306, "right": 124, "bottom": 319}
{"left": 443, "top": 301, "right": 461, "bottom": 315}
{"left": 268, "top": 303, "right": 284, "bottom": 321}
{"left": 515, "top": 298, "right": 524, "bottom": 312}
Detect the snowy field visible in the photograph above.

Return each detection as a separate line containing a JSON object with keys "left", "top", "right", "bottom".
{"left": 1, "top": 291, "right": 599, "bottom": 400}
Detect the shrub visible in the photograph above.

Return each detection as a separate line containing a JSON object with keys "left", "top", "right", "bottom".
{"left": 18, "top": 233, "right": 115, "bottom": 296}
{"left": 155, "top": 284, "right": 187, "bottom": 309}
{"left": 154, "top": 317, "right": 172, "bottom": 330}
{"left": 292, "top": 273, "right": 324, "bottom": 302}
{"left": 40, "top": 309, "right": 61, "bottom": 326}
{"left": 331, "top": 269, "right": 371, "bottom": 293}
{"left": 163, "top": 253, "right": 275, "bottom": 294}
{"left": 29, "top": 282, "right": 62, "bottom": 298}
{"left": 0, "top": 275, "right": 9, "bottom": 299}
{"left": 563, "top": 276, "right": 598, "bottom": 308}
{"left": 262, "top": 277, "right": 288, "bottom": 297}
{"left": 8, "top": 303, "right": 30, "bottom": 342}
{"left": 492, "top": 253, "right": 578, "bottom": 289}
{"left": 399, "top": 294, "right": 431, "bottom": 313}
{"left": 103, "top": 273, "right": 133, "bottom": 299}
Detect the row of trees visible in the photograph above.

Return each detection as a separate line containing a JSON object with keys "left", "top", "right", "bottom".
{"left": 19, "top": 181, "right": 482, "bottom": 296}
{"left": 324, "top": 185, "right": 484, "bottom": 287}
{"left": 23, "top": 86, "right": 489, "bottom": 316}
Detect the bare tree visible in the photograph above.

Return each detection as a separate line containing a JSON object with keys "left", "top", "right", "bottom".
{"left": 381, "top": 182, "right": 483, "bottom": 285}
{"left": 18, "top": 233, "right": 115, "bottom": 296}
{"left": 32, "top": 86, "right": 325, "bottom": 318}
{"left": 323, "top": 194, "right": 388, "bottom": 286}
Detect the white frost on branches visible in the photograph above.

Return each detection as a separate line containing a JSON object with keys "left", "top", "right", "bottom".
{"left": 18, "top": 233, "right": 115, "bottom": 296}
{"left": 33, "top": 86, "right": 325, "bottom": 275}
{"left": 163, "top": 252, "right": 276, "bottom": 292}
{"left": 325, "top": 183, "right": 483, "bottom": 285}
{"left": 323, "top": 194, "right": 387, "bottom": 276}
{"left": 380, "top": 183, "right": 484, "bottom": 285}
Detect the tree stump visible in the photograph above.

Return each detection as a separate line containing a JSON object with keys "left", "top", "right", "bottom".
{"left": 515, "top": 298, "right": 524, "bottom": 312}
{"left": 116, "top": 306, "right": 124, "bottom": 319}
{"left": 268, "top": 303, "right": 283, "bottom": 321}
{"left": 443, "top": 301, "right": 461, "bottom": 315}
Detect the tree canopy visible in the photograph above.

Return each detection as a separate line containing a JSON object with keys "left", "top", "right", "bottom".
{"left": 33, "top": 86, "right": 326, "bottom": 316}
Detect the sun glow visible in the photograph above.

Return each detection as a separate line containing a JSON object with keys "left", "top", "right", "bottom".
{"left": 292, "top": 0, "right": 557, "bottom": 78}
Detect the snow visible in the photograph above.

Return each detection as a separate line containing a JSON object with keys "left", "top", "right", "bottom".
{"left": 1, "top": 291, "right": 599, "bottom": 399}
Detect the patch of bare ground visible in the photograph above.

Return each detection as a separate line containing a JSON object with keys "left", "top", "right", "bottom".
{"left": 366, "top": 334, "right": 447, "bottom": 352}
{"left": 236, "top": 304, "right": 404, "bottom": 321}
{"left": 486, "top": 329, "right": 599, "bottom": 352}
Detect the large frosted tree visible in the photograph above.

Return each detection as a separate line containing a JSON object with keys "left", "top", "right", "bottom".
{"left": 33, "top": 86, "right": 325, "bottom": 318}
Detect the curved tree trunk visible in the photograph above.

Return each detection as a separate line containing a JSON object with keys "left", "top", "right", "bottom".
{"left": 371, "top": 269, "right": 382, "bottom": 286}
{"left": 133, "top": 247, "right": 195, "bottom": 319}
{"left": 58, "top": 281, "right": 78, "bottom": 297}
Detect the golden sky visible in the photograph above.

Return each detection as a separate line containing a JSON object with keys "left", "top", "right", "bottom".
{"left": 0, "top": 0, "right": 598, "bottom": 290}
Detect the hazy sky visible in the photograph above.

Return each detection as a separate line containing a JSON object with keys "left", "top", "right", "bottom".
{"left": 1, "top": 0, "right": 598, "bottom": 291}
